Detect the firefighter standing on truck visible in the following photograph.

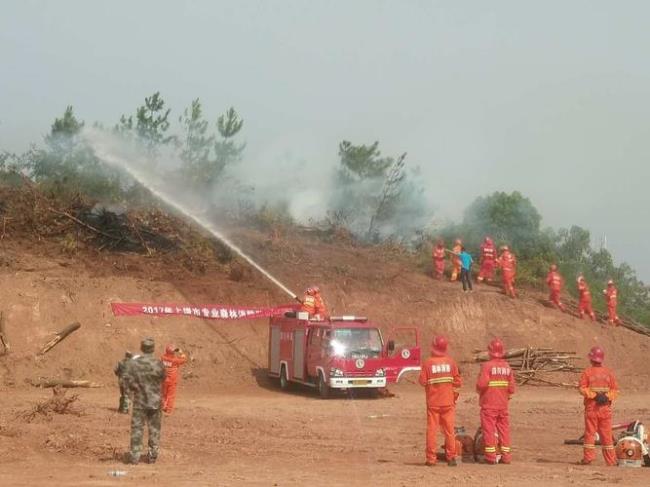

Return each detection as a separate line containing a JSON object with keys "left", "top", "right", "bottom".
{"left": 418, "top": 336, "right": 462, "bottom": 467}
{"left": 578, "top": 346, "right": 619, "bottom": 466}
{"left": 476, "top": 338, "right": 515, "bottom": 464}
{"left": 301, "top": 286, "right": 327, "bottom": 319}
{"left": 161, "top": 344, "right": 187, "bottom": 414}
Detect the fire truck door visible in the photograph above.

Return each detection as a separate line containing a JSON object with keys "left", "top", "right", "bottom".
{"left": 293, "top": 329, "right": 306, "bottom": 380}
{"left": 269, "top": 326, "right": 281, "bottom": 375}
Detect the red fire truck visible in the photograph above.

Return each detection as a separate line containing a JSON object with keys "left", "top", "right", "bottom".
{"left": 268, "top": 311, "right": 421, "bottom": 398}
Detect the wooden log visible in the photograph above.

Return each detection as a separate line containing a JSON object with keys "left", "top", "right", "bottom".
{"left": 0, "top": 311, "right": 9, "bottom": 354}
{"left": 38, "top": 322, "right": 81, "bottom": 356}
{"left": 31, "top": 378, "right": 102, "bottom": 388}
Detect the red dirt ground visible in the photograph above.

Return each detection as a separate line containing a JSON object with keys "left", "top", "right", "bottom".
{"left": 0, "top": 224, "right": 649, "bottom": 486}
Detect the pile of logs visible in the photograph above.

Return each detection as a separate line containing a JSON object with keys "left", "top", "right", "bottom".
{"left": 472, "top": 347, "right": 582, "bottom": 388}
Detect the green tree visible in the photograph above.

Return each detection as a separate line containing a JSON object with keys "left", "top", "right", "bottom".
{"left": 214, "top": 107, "right": 245, "bottom": 173}
{"left": 117, "top": 92, "right": 172, "bottom": 157}
{"left": 338, "top": 140, "right": 392, "bottom": 180}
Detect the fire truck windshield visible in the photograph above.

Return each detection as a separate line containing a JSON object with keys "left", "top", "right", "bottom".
{"left": 329, "top": 328, "right": 383, "bottom": 358}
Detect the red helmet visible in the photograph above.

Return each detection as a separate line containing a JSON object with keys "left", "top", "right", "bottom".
{"left": 588, "top": 346, "right": 605, "bottom": 364}
{"left": 577, "top": 275, "right": 585, "bottom": 282}
{"left": 607, "top": 280, "right": 614, "bottom": 286}
{"left": 501, "top": 245, "right": 509, "bottom": 252}
{"left": 550, "top": 264, "right": 557, "bottom": 272}
{"left": 306, "top": 286, "right": 319, "bottom": 296}
{"left": 431, "top": 336, "right": 448, "bottom": 356}
{"left": 485, "top": 237, "right": 493, "bottom": 245}
{"left": 165, "top": 344, "right": 176, "bottom": 355}
{"left": 488, "top": 338, "right": 505, "bottom": 359}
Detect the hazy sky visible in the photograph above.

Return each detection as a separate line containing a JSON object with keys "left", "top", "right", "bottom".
{"left": 1, "top": 1, "right": 648, "bottom": 279}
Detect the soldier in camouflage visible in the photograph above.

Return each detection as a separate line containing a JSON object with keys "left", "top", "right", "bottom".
{"left": 123, "top": 337, "right": 165, "bottom": 464}
{"left": 114, "top": 351, "right": 133, "bottom": 414}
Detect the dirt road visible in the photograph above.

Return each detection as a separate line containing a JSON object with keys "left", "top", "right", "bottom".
{"left": 1, "top": 382, "right": 648, "bottom": 486}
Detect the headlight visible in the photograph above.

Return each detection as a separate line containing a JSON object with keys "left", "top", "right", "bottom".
{"left": 330, "top": 340, "right": 347, "bottom": 357}
{"left": 375, "top": 368, "right": 385, "bottom": 377}
{"left": 330, "top": 368, "right": 344, "bottom": 377}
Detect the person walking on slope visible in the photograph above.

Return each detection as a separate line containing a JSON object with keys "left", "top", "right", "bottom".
{"left": 478, "top": 237, "right": 497, "bottom": 283}
{"left": 418, "top": 336, "right": 462, "bottom": 467}
{"left": 578, "top": 346, "right": 619, "bottom": 466}
{"left": 123, "top": 338, "right": 166, "bottom": 465}
{"left": 161, "top": 344, "right": 188, "bottom": 414}
{"left": 476, "top": 338, "right": 515, "bottom": 464}
{"left": 603, "top": 280, "right": 622, "bottom": 326}
{"left": 114, "top": 351, "right": 134, "bottom": 414}
{"left": 577, "top": 276, "right": 596, "bottom": 321}
{"left": 498, "top": 246, "right": 517, "bottom": 298}
{"left": 546, "top": 264, "right": 566, "bottom": 312}
{"left": 432, "top": 240, "right": 446, "bottom": 280}
{"left": 457, "top": 246, "right": 474, "bottom": 292}
{"left": 450, "top": 239, "right": 462, "bottom": 282}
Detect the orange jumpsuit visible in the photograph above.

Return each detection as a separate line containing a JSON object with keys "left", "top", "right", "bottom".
{"left": 498, "top": 251, "right": 517, "bottom": 298}
{"left": 418, "top": 355, "right": 462, "bottom": 463}
{"left": 579, "top": 365, "right": 619, "bottom": 465}
{"left": 476, "top": 358, "right": 515, "bottom": 463}
{"left": 432, "top": 245, "right": 446, "bottom": 280}
{"left": 161, "top": 352, "right": 187, "bottom": 413}
{"left": 604, "top": 287, "right": 621, "bottom": 326}
{"left": 546, "top": 271, "right": 566, "bottom": 312}
{"left": 301, "top": 293, "right": 327, "bottom": 318}
{"left": 450, "top": 244, "right": 462, "bottom": 281}
{"left": 478, "top": 243, "right": 497, "bottom": 282}
{"left": 578, "top": 280, "right": 596, "bottom": 321}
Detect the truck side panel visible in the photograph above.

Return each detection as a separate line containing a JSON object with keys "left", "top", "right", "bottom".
{"left": 293, "top": 329, "right": 306, "bottom": 379}
{"left": 269, "top": 325, "right": 281, "bottom": 375}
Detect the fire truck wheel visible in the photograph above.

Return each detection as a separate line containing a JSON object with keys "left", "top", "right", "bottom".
{"left": 279, "top": 365, "right": 290, "bottom": 390}
{"left": 318, "top": 372, "right": 330, "bottom": 399}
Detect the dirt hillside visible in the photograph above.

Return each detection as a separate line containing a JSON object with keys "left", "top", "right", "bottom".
{"left": 0, "top": 223, "right": 648, "bottom": 390}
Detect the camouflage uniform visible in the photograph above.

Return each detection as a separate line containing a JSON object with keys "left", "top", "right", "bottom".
{"left": 123, "top": 338, "right": 165, "bottom": 464}
{"left": 114, "top": 352, "right": 133, "bottom": 414}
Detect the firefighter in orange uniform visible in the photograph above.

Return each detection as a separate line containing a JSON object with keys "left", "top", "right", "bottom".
{"left": 432, "top": 240, "right": 446, "bottom": 280}
{"left": 450, "top": 239, "right": 462, "bottom": 282}
{"left": 545, "top": 264, "right": 566, "bottom": 312}
{"left": 477, "top": 237, "right": 497, "bottom": 283}
{"left": 161, "top": 344, "right": 188, "bottom": 414}
{"left": 578, "top": 346, "right": 618, "bottom": 466}
{"left": 498, "top": 246, "right": 517, "bottom": 298}
{"left": 603, "top": 280, "right": 622, "bottom": 326}
{"left": 301, "top": 286, "right": 327, "bottom": 319}
{"left": 577, "top": 276, "right": 596, "bottom": 321}
{"left": 418, "top": 336, "right": 462, "bottom": 466}
{"left": 476, "top": 338, "right": 515, "bottom": 464}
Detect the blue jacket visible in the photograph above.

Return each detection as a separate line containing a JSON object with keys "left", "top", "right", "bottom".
{"left": 459, "top": 251, "right": 473, "bottom": 270}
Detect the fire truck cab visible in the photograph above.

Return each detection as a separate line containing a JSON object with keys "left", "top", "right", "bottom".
{"left": 268, "top": 311, "right": 421, "bottom": 398}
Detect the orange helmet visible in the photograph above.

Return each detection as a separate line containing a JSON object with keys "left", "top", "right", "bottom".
{"left": 306, "top": 286, "right": 320, "bottom": 295}
{"left": 165, "top": 344, "right": 176, "bottom": 355}
{"left": 431, "top": 336, "right": 448, "bottom": 356}
{"left": 501, "top": 245, "right": 509, "bottom": 252}
{"left": 550, "top": 264, "right": 557, "bottom": 272}
{"left": 588, "top": 346, "right": 605, "bottom": 364}
{"left": 488, "top": 338, "right": 505, "bottom": 359}
{"left": 454, "top": 239, "right": 462, "bottom": 245}
{"left": 607, "top": 280, "right": 614, "bottom": 286}
{"left": 485, "top": 237, "right": 493, "bottom": 245}
{"left": 577, "top": 275, "right": 585, "bottom": 282}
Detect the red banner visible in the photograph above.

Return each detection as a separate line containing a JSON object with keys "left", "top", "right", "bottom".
{"left": 111, "top": 302, "right": 297, "bottom": 320}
